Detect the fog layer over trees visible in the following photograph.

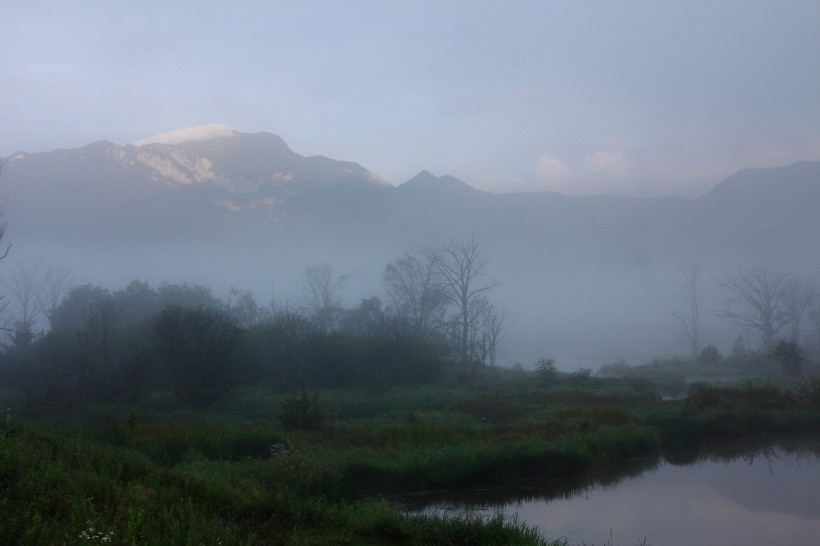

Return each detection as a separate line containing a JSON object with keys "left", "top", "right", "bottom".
{"left": 1, "top": 135, "right": 819, "bottom": 374}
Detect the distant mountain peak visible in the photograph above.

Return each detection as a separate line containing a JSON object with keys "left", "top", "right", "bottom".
{"left": 400, "top": 170, "right": 475, "bottom": 192}
{"left": 700, "top": 160, "right": 820, "bottom": 203}
{"left": 134, "top": 124, "right": 237, "bottom": 147}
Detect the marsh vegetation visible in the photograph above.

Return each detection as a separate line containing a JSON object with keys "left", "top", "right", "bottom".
{"left": 2, "top": 364, "right": 820, "bottom": 545}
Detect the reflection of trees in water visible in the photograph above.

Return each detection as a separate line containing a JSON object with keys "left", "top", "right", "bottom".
{"left": 664, "top": 433, "right": 820, "bottom": 468}
{"left": 400, "top": 434, "right": 820, "bottom": 512}
{"left": 399, "top": 456, "right": 660, "bottom": 511}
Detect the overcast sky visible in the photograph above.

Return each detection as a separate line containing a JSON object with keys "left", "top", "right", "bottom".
{"left": 3, "top": 0, "right": 819, "bottom": 197}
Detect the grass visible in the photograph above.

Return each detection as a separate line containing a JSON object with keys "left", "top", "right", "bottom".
{"left": 2, "top": 371, "right": 820, "bottom": 545}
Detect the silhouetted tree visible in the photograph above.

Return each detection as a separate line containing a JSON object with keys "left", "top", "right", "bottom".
{"left": 225, "top": 287, "right": 268, "bottom": 329}
{"left": 473, "top": 301, "right": 508, "bottom": 367}
{"left": 0, "top": 164, "right": 10, "bottom": 263}
{"left": 429, "top": 239, "right": 500, "bottom": 367}
{"left": 0, "top": 191, "right": 11, "bottom": 330}
{"left": 783, "top": 281, "right": 816, "bottom": 345}
{"left": 718, "top": 267, "right": 791, "bottom": 351}
{"left": 257, "top": 309, "right": 318, "bottom": 388}
{"left": 809, "top": 305, "right": 820, "bottom": 359}
{"left": 697, "top": 344, "right": 722, "bottom": 367}
{"left": 302, "top": 264, "right": 347, "bottom": 331}
{"left": 669, "top": 263, "right": 705, "bottom": 360}
{"left": 0, "top": 258, "right": 71, "bottom": 346}
{"left": 769, "top": 340, "right": 803, "bottom": 376}
{"left": 384, "top": 252, "right": 448, "bottom": 336}
{"left": 340, "top": 296, "right": 384, "bottom": 337}
{"left": 154, "top": 305, "right": 244, "bottom": 407}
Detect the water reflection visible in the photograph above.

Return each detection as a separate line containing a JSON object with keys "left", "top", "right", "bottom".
{"left": 401, "top": 436, "right": 820, "bottom": 546}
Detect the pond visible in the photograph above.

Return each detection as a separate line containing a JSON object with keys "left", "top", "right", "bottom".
{"left": 401, "top": 436, "right": 820, "bottom": 546}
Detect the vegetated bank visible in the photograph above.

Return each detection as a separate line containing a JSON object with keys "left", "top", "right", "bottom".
{"left": 1, "top": 270, "right": 819, "bottom": 545}
{"left": 2, "top": 366, "right": 820, "bottom": 546}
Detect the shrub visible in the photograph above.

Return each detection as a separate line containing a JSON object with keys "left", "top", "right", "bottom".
{"left": 154, "top": 305, "right": 245, "bottom": 407}
{"left": 697, "top": 344, "right": 723, "bottom": 366}
{"left": 279, "top": 387, "right": 325, "bottom": 430}
{"left": 573, "top": 367, "right": 594, "bottom": 378}
{"left": 535, "top": 357, "right": 557, "bottom": 380}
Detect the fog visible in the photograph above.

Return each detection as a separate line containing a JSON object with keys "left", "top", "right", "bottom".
{"left": 2, "top": 2, "right": 819, "bottom": 373}
{"left": 3, "top": 176, "right": 818, "bottom": 372}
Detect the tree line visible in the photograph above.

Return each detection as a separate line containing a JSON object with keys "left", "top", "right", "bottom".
{"left": 669, "top": 263, "right": 819, "bottom": 375}
{"left": 0, "top": 240, "right": 506, "bottom": 414}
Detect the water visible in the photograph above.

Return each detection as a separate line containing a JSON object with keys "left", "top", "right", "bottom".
{"left": 401, "top": 437, "right": 820, "bottom": 546}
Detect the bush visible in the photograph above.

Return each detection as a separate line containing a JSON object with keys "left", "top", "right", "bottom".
{"left": 279, "top": 387, "right": 325, "bottom": 430}
{"left": 154, "top": 305, "right": 246, "bottom": 407}
{"left": 534, "top": 357, "right": 557, "bottom": 380}
{"left": 697, "top": 344, "right": 722, "bottom": 366}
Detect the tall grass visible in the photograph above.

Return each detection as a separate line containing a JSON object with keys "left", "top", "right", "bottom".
{"left": 3, "top": 374, "right": 820, "bottom": 545}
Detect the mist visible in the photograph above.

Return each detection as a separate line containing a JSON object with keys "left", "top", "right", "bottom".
{"left": 2, "top": 149, "right": 819, "bottom": 371}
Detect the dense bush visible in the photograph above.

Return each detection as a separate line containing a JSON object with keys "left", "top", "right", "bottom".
{"left": 278, "top": 387, "right": 325, "bottom": 430}
{"left": 154, "top": 305, "right": 246, "bottom": 407}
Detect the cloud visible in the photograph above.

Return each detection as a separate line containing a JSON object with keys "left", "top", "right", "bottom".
{"left": 135, "top": 124, "right": 236, "bottom": 146}
{"left": 531, "top": 152, "right": 638, "bottom": 195}
{"left": 584, "top": 151, "right": 631, "bottom": 179}
{"left": 535, "top": 155, "right": 573, "bottom": 182}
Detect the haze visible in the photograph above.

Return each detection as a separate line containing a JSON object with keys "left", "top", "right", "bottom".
{"left": 3, "top": 0, "right": 820, "bottom": 197}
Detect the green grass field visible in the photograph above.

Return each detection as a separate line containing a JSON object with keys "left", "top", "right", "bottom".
{"left": 2, "top": 370, "right": 819, "bottom": 545}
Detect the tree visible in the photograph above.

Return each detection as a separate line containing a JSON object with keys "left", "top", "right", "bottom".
{"left": 1, "top": 259, "right": 45, "bottom": 346}
{"left": 717, "top": 267, "right": 791, "bottom": 351}
{"left": 340, "top": 296, "right": 385, "bottom": 337}
{"left": 429, "top": 239, "right": 500, "bottom": 367}
{"left": 0, "top": 259, "right": 73, "bottom": 344}
{"left": 0, "top": 160, "right": 11, "bottom": 262}
{"left": 769, "top": 340, "right": 803, "bottom": 376}
{"left": 669, "top": 263, "right": 705, "bottom": 360}
{"left": 302, "top": 264, "right": 347, "bottom": 331}
{"left": 225, "top": 287, "right": 268, "bottom": 329}
{"left": 783, "top": 281, "right": 816, "bottom": 345}
{"left": 0, "top": 187, "right": 12, "bottom": 329}
{"left": 73, "top": 292, "right": 123, "bottom": 401}
{"left": 809, "top": 305, "right": 820, "bottom": 358}
{"left": 36, "top": 262, "right": 74, "bottom": 323}
{"left": 259, "top": 309, "right": 318, "bottom": 388}
{"left": 476, "top": 301, "right": 508, "bottom": 367}
{"left": 154, "top": 305, "right": 245, "bottom": 407}
{"left": 383, "top": 252, "right": 448, "bottom": 337}
{"left": 697, "top": 344, "right": 722, "bottom": 367}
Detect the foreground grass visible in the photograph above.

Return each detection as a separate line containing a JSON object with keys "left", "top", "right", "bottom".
{"left": 2, "top": 371, "right": 820, "bottom": 545}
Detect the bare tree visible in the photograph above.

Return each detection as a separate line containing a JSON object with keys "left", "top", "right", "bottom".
{"left": 809, "top": 305, "right": 820, "bottom": 357}
{"left": 669, "top": 263, "right": 705, "bottom": 360}
{"left": 471, "top": 301, "right": 508, "bottom": 367}
{"left": 717, "top": 266, "right": 791, "bottom": 351}
{"left": 1, "top": 259, "right": 73, "bottom": 344}
{"left": 302, "top": 264, "right": 347, "bottom": 331}
{"left": 2, "top": 259, "right": 45, "bottom": 344}
{"left": 0, "top": 158, "right": 10, "bottom": 261}
{"left": 0, "top": 202, "right": 10, "bottom": 262}
{"left": 783, "top": 281, "right": 816, "bottom": 345}
{"left": 75, "top": 296, "right": 122, "bottom": 401}
{"left": 429, "top": 239, "right": 500, "bottom": 367}
{"left": 37, "top": 262, "right": 74, "bottom": 323}
{"left": 384, "top": 252, "right": 448, "bottom": 336}
{"left": 0, "top": 168, "right": 12, "bottom": 329}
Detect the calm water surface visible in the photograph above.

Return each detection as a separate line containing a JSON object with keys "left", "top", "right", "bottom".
{"left": 402, "top": 438, "right": 820, "bottom": 546}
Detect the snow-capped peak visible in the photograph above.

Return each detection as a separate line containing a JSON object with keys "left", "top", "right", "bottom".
{"left": 134, "top": 124, "right": 237, "bottom": 147}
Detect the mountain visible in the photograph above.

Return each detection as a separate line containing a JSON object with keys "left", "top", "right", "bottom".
{"left": 2, "top": 131, "right": 819, "bottom": 366}
{"left": 2, "top": 130, "right": 392, "bottom": 240}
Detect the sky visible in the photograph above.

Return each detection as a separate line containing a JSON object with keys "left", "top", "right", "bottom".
{"left": 2, "top": 0, "right": 820, "bottom": 197}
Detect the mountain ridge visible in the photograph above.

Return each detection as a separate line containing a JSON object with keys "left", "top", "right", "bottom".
{"left": 1, "top": 131, "right": 819, "bottom": 366}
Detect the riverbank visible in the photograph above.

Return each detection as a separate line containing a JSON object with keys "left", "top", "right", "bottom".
{"left": 2, "top": 370, "right": 819, "bottom": 545}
